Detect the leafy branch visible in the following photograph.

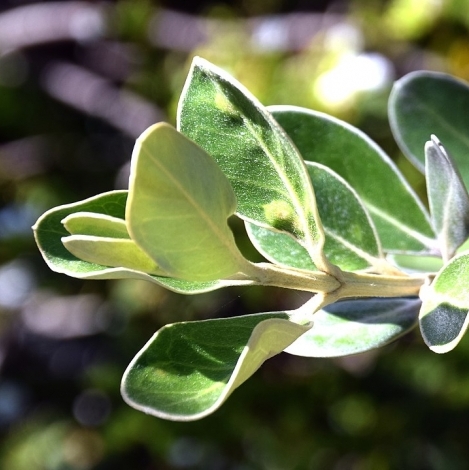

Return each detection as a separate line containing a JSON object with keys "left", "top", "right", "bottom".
{"left": 33, "top": 58, "right": 469, "bottom": 420}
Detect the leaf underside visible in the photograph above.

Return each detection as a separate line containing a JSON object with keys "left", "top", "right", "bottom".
{"left": 285, "top": 298, "right": 420, "bottom": 357}
{"left": 420, "top": 252, "right": 469, "bottom": 353}
{"left": 33, "top": 191, "right": 252, "bottom": 294}
{"left": 62, "top": 212, "right": 130, "bottom": 238}
{"left": 62, "top": 235, "right": 163, "bottom": 275}
{"left": 126, "top": 122, "right": 247, "bottom": 282}
{"left": 425, "top": 136, "right": 469, "bottom": 261}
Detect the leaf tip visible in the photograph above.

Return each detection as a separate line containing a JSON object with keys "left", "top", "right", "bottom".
{"left": 428, "top": 344, "right": 452, "bottom": 354}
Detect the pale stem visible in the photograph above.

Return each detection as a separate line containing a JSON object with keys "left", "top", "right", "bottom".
{"left": 246, "top": 262, "right": 341, "bottom": 293}
{"left": 244, "top": 261, "right": 427, "bottom": 299}
{"left": 336, "top": 271, "right": 426, "bottom": 299}
{"left": 289, "top": 292, "right": 332, "bottom": 324}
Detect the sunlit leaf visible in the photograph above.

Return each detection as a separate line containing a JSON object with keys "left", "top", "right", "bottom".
{"left": 33, "top": 191, "right": 253, "bottom": 294}
{"left": 126, "top": 122, "right": 249, "bottom": 282}
{"left": 178, "top": 57, "right": 327, "bottom": 269}
{"left": 62, "top": 211, "right": 161, "bottom": 273}
{"left": 425, "top": 135, "right": 469, "bottom": 261}
{"left": 420, "top": 253, "right": 469, "bottom": 353}
{"left": 62, "top": 235, "right": 163, "bottom": 275}
{"left": 285, "top": 298, "right": 420, "bottom": 357}
{"left": 247, "top": 162, "right": 384, "bottom": 271}
{"left": 271, "top": 105, "right": 436, "bottom": 254}
{"left": 389, "top": 71, "right": 469, "bottom": 185}
{"left": 63, "top": 212, "right": 130, "bottom": 238}
{"left": 121, "top": 309, "right": 312, "bottom": 421}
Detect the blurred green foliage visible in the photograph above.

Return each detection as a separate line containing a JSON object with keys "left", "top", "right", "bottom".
{"left": 3, "top": 0, "right": 469, "bottom": 468}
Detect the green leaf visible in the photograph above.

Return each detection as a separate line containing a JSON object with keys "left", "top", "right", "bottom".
{"left": 420, "top": 253, "right": 469, "bottom": 353}
{"left": 307, "top": 162, "right": 383, "bottom": 270}
{"left": 126, "top": 122, "right": 249, "bottom": 282}
{"left": 425, "top": 135, "right": 469, "bottom": 261}
{"left": 62, "top": 212, "right": 130, "bottom": 238}
{"left": 246, "top": 223, "right": 315, "bottom": 271}
{"left": 284, "top": 298, "right": 420, "bottom": 357}
{"left": 62, "top": 235, "right": 164, "bottom": 275}
{"left": 121, "top": 310, "right": 312, "bottom": 421}
{"left": 247, "top": 162, "right": 384, "bottom": 272}
{"left": 62, "top": 211, "right": 161, "bottom": 273}
{"left": 33, "top": 191, "right": 252, "bottom": 294}
{"left": 270, "top": 105, "right": 436, "bottom": 254}
{"left": 177, "top": 57, "right": 327, "bottom": 269}
{"left": 389, "top": 253, "right": 443, "bottom": 274}
{"left": 389, "top": 71, "right": 469, "bottom": 186}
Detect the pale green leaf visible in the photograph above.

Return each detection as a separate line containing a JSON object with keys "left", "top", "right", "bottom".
{"left": 285, "top": 298, "right": 420, "bottom": 357}
{"left": 425, "top": 135, "right": 469, "bottom": 261}
{"left": 126, "top": 122, "right": 249, "bottom": 282}
{"left": 62, "top": 235, "right": 163, "bottom": 275}
{"left": 270, "top": 105, "right": 436, "bottom": 254}
{"left": 177, "top": 57, "right": 327, "bottom": 268}
{"left": 121, "top": 310, "right": 312, "bottom": 421}
{"left": 33, "top": 191, "right": 253, "bottom": 294}
{"left": 389, "top": 254, "right": 443, "bottom": 274}
{"left": 420, "top": 253, "right": 469, "bottom": 353}
{"left": 63, "top": 212, "right": 130, "bottom": 238}
{"left": 247, "top": 162, "right": 384, "bottom": 272}
{"left": 389, "top": 71, "right": 469, "bottom": 185}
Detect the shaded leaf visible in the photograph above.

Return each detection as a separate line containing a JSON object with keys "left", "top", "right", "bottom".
{"left": 307, "top": 162, "right": 383, "bottom": 270}
{"left": 121, "top": 310, "right": 312, "bottom": 421}
{"left": 246, "top": 222, "right": 315, "bottom": 271}
{"left": 389, "top": 71, "right": 469, "bottom": 185}
{"left": 126, "top": 122, "right": 249, "bottom": 282}
{"left": 178, "top": 57, "right": 327, "bottom": 268}
{"left": 389, "top": 254, "right": 443, "bottom": 274}
{"left": 33, "top": 191, "right": 253, "bottom": 294}
{"left": 284, "top": 298, "right": 420, "bottom": 357}
{"left": 247, "top": 162, "right": 384, "bottom": 271}
{"left": 271, "top": 105, "right": 436, "bottom": 254}
{"left": 425, "top": 135, "right": 469, "bottom": 261}
{"left": 420, "top": 253, "right": 469, "bottom": 353}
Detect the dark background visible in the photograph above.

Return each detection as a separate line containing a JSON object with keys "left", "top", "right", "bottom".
{"left": 1, "top": 0, "right": 469, "bottom": 468}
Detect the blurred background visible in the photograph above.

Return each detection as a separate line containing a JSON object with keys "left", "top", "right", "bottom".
{"left": 2, "top": 0, "right": 469, "bottom": 468}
